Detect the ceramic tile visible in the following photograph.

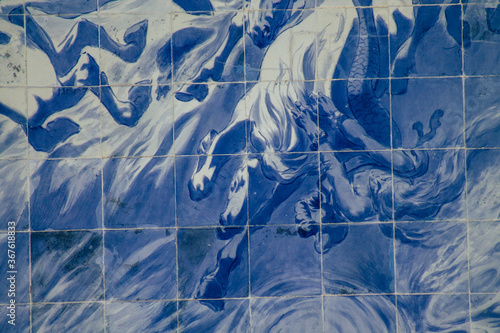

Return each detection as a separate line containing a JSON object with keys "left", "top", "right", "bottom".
{"left": 471, "top": 293, "right": 500, "bottom": 332}
{"left": 0, "top": 304, "right": 29, "bottom": 333}
{"left": 27, "top": 87, "right": 101, "bottom": 158}
{"left": 251, "top": 297, "right": 322, "bottom": 332}
{"left": 24, "top": 14, "right": 101, "bottom": 88}
{"left": 0, "top": 15, "right": 26, "bottom": 86}
{"left": 177, "top": 227, "right": 249, "bottom": 301}
{"left": 103, "top": 156, "right": 175, "bottom": 228}
{"left": 0, "top": 232, "right": 29, "bottom": 304}
{"left": 248, "top": 153, "right": 320, "bottom": 226}
{"left": 465, "top": 76, "right": 500, "bottom": 149}
{"left": 29, "top": 158, "right": 102, "bottom": 230}
{"left": 390, "top": 5, "right": 462, "bottom": 78}
{"left": 466, "top": 149, "right": 500, "bottom": 220}
{"left": 1, "top": 0, "right": 500, "bottom": 330}
{"left": 106, "top": 301, "right": 177, "bottom": 333}
{"left": 391, "top": 78, "right": 464, "bottom": 149}
{"left": 323, "top": 295, "right": 397, "bottom": 332}
{"left": 250, "top": 225, "right": 321, "bottom": 297}
{"left": 104, "top": 229, "right": 177, "bottom": 301}
{"left": 0, "top": 88, "right": 27, "bottom": 159}
{"left": 397, "top": 294, "right": 470, "bottom": 332}
{"left": 178, "top": 299, "right": 250, "bottom": 332}
{"left": 31, "top": 230, "right": 104, "bottom": 302}
{"left": 0, "top": 159, "right": 28, "bottom": 231}
{"left": 469, "top": 221, "right": 500, "bottom": 293}
{"left": 322, "top": 224, "right": 395, "bottom": 295}
{"left": 395, "top": 222, "right": 468, "bottom": 293}
{"left": 394, "top": 149, "right": 466, "bottom": 222}
{"left": 176, "top": 155, "right": 248, "bottom": 227}
{"left": 320, "top": 152, "right": 393, "bottom": 223}
{"left": 464, "top": 3, "right": 500, "bottom": 75}
{"left": 32, "top": 303, "right": 104, "bottom": 333}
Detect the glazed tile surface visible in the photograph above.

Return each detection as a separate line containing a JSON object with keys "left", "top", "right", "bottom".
{"left": 0, "top": 0, "right": 499, "bottom": 332}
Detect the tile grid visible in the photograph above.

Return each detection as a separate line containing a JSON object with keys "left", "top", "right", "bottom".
{"left": 97, "top": 0, "right": 108, "bottom": 331}
{"left": 4, "top": 2, "right": 497, "bottom": 331}
{"left": 461, "top": 0, "right": 474, "bottom": 331}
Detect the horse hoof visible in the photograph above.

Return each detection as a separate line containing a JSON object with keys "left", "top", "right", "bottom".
{"left": 122, "top": 20, "right": 148, "bottom": 62}
{"left": 8, "top": 6, "right": 25, "bottom": 27}
{"left": 188, "top": 176, "right": 213, "bottom": 201}
{"left": 28, "top": 117, "right": 80, "bottom": 153}
{"left": 198, "top": 129, "right": 218, "bottom": 155}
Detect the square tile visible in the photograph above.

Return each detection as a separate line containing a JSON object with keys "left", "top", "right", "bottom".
{"left": 27, "top": 87, "right": 101, "bottom": 158}
{"left": 0, "top": 304, "right": 29, "bottom": 333}
{"left": 251, "top": 297, "right": 322, "bottom": 333}
{"left": 324, "top": 296, "right": 397, "bottom": 332}
{"left": 465, "top": 77, "right": 500, "bottom": 149}
{"left": 176, "top": 155, "right": 247, "bottom": 228}
{"left": 469, "top": 221, "right": 500, "bottom": 293}
{"left": 104, "top": 229, "right": 176, "bottom": 301}
{"left": 0, "top": 87, "right": 27, "bottom": 158}
{"left": 30, "top": 158, "right": 102, "bottom": 230}
{"left": 320, "top": 152, "right": 393, "bottom": 223}
{"left": 464, "top": 3, "right": 500, "bottom": 75}
{"left": 177, "top": 227, "right": 249, "bottom": 299}
{"left": 245, "top": 10, "right": 316, "bottom": 82}
{"left": 100, "top": 84, "right": 173, "bottom": 158}
{"left": 25, "top": 14, "right": 100, "bottom": 87}
{"left": 392, "top": 78, "right": 464, "bottom": 149}
{"left": 248, "top": 153, "right": 319, "bottom": 227}
{"left": 0, "top": 15, "right": 25, "bottom": 86}
{"left": 317, "top": 7, "right": 390, "bottom": 81}
{"left": 106, "top": 301, "right": 177, "bottom": 333}
{"left": 397, "top": 295, "right": 470, "bottom": 332}
{"left": 246, "top": 82, "right": 319, "bottom": 153}
{"left": 173, "top": 83, "right": 245, "bottom": 152}
{"left": 103, "top": 156, "right": 175, "bottom": 228}
{"left": 394, "top": 149, "right": 466, "bottom": 221}
{"left": 31, "top": 230, "right": 104, "bottom": 302}
{"left": 178, "top": 299, "right": 249, "bottom": 332}
{"left": 99, "top": 0, "right": 171, "bottom": 14}
{"left": 471, "top": 293, "right": 500, "bottom": 332}
{"left": 172, "top": 12, "right": 244, "bottom": 85}
{"left": 98, "top": 14, "right": 169, "bottom": 86}
{"left": 323, "top": 224, "right": 394, "bottom": 295}
{"left": 32, "top": 303, "right": 104, "bottom": 333}
{"left": 250, "top": 225, "right": 321, "bottom": 296}
{"left": 466, "top": 149, "right": 500, "bottom": 220}
{"left": 395, "top": 222, "right": 468, "bottom": 293}
{"left": 390, "top": 5, "right": 462, "bottom": 78}
{"left": 0, "top": 159, "right": 28, "bottom": 231}
{"left": 0, "top": 232, "right": 29, "bottom": 303}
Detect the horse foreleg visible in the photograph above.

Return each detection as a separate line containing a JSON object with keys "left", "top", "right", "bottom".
{"left": 188, "top": 120, "right": 247, "bottom": 201}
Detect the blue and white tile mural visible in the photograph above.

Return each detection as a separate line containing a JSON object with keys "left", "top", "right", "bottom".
{"left": 0, "top": 0, "right": 499, "bottom": 331}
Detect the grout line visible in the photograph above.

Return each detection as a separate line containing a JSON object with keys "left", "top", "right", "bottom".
{"left": 243, "top": 9, "right": 254, "bottom": 329}
{"left": 21, "top": 3, "right": 34, "bottom": 332}
{"left": 461, "top": 2, "right": 473, "bottom": 330}
{"left": 97, "top": 2, "right": 108, "bottom": 332}
{"left": 2, "top": 289, "right": 488, "bottom": 307}
{"left": 169, "top": 5, "right": 180, "bottom": 332}
{"left": 13, "top": 73, "right": 500, "bottom": 89}
{"left": 9, "top": 217, "right": 498, "bottom": 234}
{"left": 388, "top": 13, "right": 399, "bottom": 332}
{"left": 12, "top": 146, "right": 500, "bottom": 162}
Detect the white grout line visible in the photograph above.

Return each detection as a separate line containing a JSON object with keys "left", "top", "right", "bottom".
{"left": 461, "top": 1, "right": 474, "bottom": 330}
